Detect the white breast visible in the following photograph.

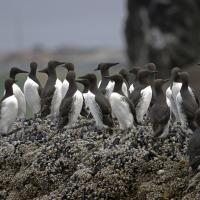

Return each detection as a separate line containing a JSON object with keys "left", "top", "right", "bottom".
{"left": 24, "top": 77, "right": 41, "bottom": 115}
{"left": 110, "top": 92, "right": 133, "bottom": 130}
{"left": 50, "top": 79, "right": 63, "bottom": 119}
{"left": 13, "top": 83, "right": 26, "bottom": 119}
{"left": 61, "top": 79, "right": 69, "bottom": 99}
{"left": 129, "top": 84, "right": 134, "bottom": 94}
{"left": 86, "top": 91, "right": 106, "bottom": 129}
{"left": 68, "top": 90, "right": 83, "bottom": 127}
{"left": 166, "top": 86, "right": 180, "bottom": 121}
{"left": 122, "top": 82, "right": 129, "bottom": 97}
{"left": 136, "top": 86, "right": 152, "bottom": 124}
{"left": 176, "top": 92, "right": 187, "bottom": 129}
{"left": 105, "top": 81, "right": 115, "bottom": 98}
{"left": 83, "top": 92, "right": 90, "bottom": 109}
{"left": 0, "top": 95, "right": 18, "bottom": 135}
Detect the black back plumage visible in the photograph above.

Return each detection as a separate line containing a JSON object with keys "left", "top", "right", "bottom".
{"left": 39, "top": 61, "right": 64, "bottom": 117}
{"left": 179, "top": 72, "right": 199, "bottom": 131}
{"left": 79, "top": 73, "right": 113, "bottom": 127}
{"left": 29, "top": 62, "right": 42, "bottom": 97}
{"left": 58, "top": 71, "right": 77, "bottom": 129}
{"left": 1, "top": 79, "right": 15, "bottom": 103}
{"left": 130, "top": 69, "right": 153, "bottom": 106}
{"left": 150, "top": 79, "right": 170, "bottom": 137}
{"left": 95, "top": 63, "right": 118, "bottom": 94}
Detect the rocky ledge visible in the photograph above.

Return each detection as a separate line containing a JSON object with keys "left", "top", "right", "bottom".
{"left": 0, "top": 118, "right": 200, "bottom": 200}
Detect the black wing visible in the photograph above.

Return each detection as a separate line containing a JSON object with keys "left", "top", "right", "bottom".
{"left": 41, "top": 84, "right": 56, "bottom": 117}
{"left": 58, "top": 97, "right": 73, "bottom": 129}
{"left": 150, "top": 103, "right": 170, "bottom": 137}
{"left": 95, "top": 94, "right": 113, "bottom": 127}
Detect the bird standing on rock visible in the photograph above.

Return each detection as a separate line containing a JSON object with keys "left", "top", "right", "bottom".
{"left": 129, "top": 66, "right": 142, "bottom": 94}
{"left": 95, "top": 63, "right": 119, "bottom": 98}
{"left": 166, "top": 67, "right": 182, "bottom": 122}
{"left": 0, "top": 79, "right": 18, "bottom": 136}
{"left": 61, "top": 63, "right": 75, "bottom": 98}
{"left": 79, "top": 73, "right": 113, "bottom": 129}
{"left": 105, "top": 74, "right": 137, "bottom": 130}
{"left": 58, "top": 71, "right": 83, "bottom": 129}
{"left": 9, "top": 67, "right": 28, "bottom": 119}
{"left": 150, "top": 79, "right": 170, "bottom": 138}
{"left": 130, "top": 69, "right": 157, "bottom": 124}
{"left": 176, "top": 72, "right": 199, "bottom": 132}
{"left": 39, "top": 61, "right": 65, "bottom": 120}
{"left": 24, "top": 62, "right": 42, "bottom": 116}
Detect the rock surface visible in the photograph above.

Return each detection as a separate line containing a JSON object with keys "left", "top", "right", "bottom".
{"left": 0, "top": 118, "right": 200, "bottom": 200}
{"left": 125, "top": 0, "right": 200, "bottom": 77}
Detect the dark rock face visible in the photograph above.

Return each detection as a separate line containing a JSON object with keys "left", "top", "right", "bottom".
{"left": 1, "top": 118, "right": 200, "bottom": 199}
{"left": 125, "top": 0, "right": 200, "bottom": 77}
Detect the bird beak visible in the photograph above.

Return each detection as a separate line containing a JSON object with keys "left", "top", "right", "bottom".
{"left": 104, "top": 76, "right": 111, "bottom": 80}
{"left": 57, "top": 62, "right": 65, "bottom": 66}
{"left": 19, "top": 69, "right": 28, "bottom": 73}
{"left": 78, "top": 75, "right": 87, "bottom": 79}
{"left": 107, "top": 63, "right": 119, "bottom": 68}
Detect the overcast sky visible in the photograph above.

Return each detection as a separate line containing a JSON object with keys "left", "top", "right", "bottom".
{"left": 0, "top": 0, "right": 126, "bottom": 52}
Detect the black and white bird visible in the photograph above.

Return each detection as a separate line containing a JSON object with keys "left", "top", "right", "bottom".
{"left": 9, "top": 67, "right": 28, "bottom": 119}
{"left": 176, "top": 72, "right": 199, "bottom": 132}
{"left": 79, "top": 73, "right": 113, "bottom": 129}
{"left": 166, "top": 67, "right": 182, "bottom": 122}
{"left": 95, "top": 63, "right": 119, "bottom": 98}
{"left": 24, "top": 62, "right": 42, "bottom": 116}
{"left": 0, "top": 79, "right": 18, "bottom": 136}
{"left": 58, "top": 71, "right": 83, "bottom": 129}
{"left": 145, "top": 63, "right": 157, "bottom": 106}
{"left": 130, "top": 69, "right": 157, "bottom": 124}
{"left": 119, "top": 69, "right": 131, "bottom": 97}
{"left": 105, "top": 74, "right": 137, "bottom": 130}
{"left": 39, "top": 60, "right": 65, "bottom": 119}
{"left": 129, "top": 67, "right": 142, "bottom": 94}
{"left": 61, "top": 63, "right": 75, "bottom": 98}
{"left": 150, "top": 79, "right": 170, "bottom": 138}
{"left": 75, "top": 79, "right": 91, "bottom": 118}
{"left": 188, "top": 109, "right": 200, "bottom": 172}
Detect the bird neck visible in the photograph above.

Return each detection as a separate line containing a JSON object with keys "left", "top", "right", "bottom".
{"left": 29, "top": 68, "right": 36, "bottom": 78}
{"left": 113, "top": 81, "right": 123, "bottom": 94}
{"left": 5, "top": 87, "right": 13, "bottom": 98}
{"left": 90, "top": 80, "right": 98, "bottom": 92}
{"left": 48, "top": 69, "right": 57, "bottom": 81}
{"left": 68, "top": 81, "right": 77, "bottom": 90}
{"left": 101, "top": 69, "right": 109, "bottom": 77}
{"left": 181, "top": 81, "right": 189, "bottom": 91}
{"left": 155, "top": 86, "right": 165, "bottom": 100}
{"left": 10, "top": 72, "right": 16, "bottom": 80}
{"left": 83, "top": 86, "right": 89, "bottom": 93}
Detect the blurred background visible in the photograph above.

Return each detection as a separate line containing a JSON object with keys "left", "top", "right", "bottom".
{"left": 1, "top": 0, "right": 200, "bottom": 95}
